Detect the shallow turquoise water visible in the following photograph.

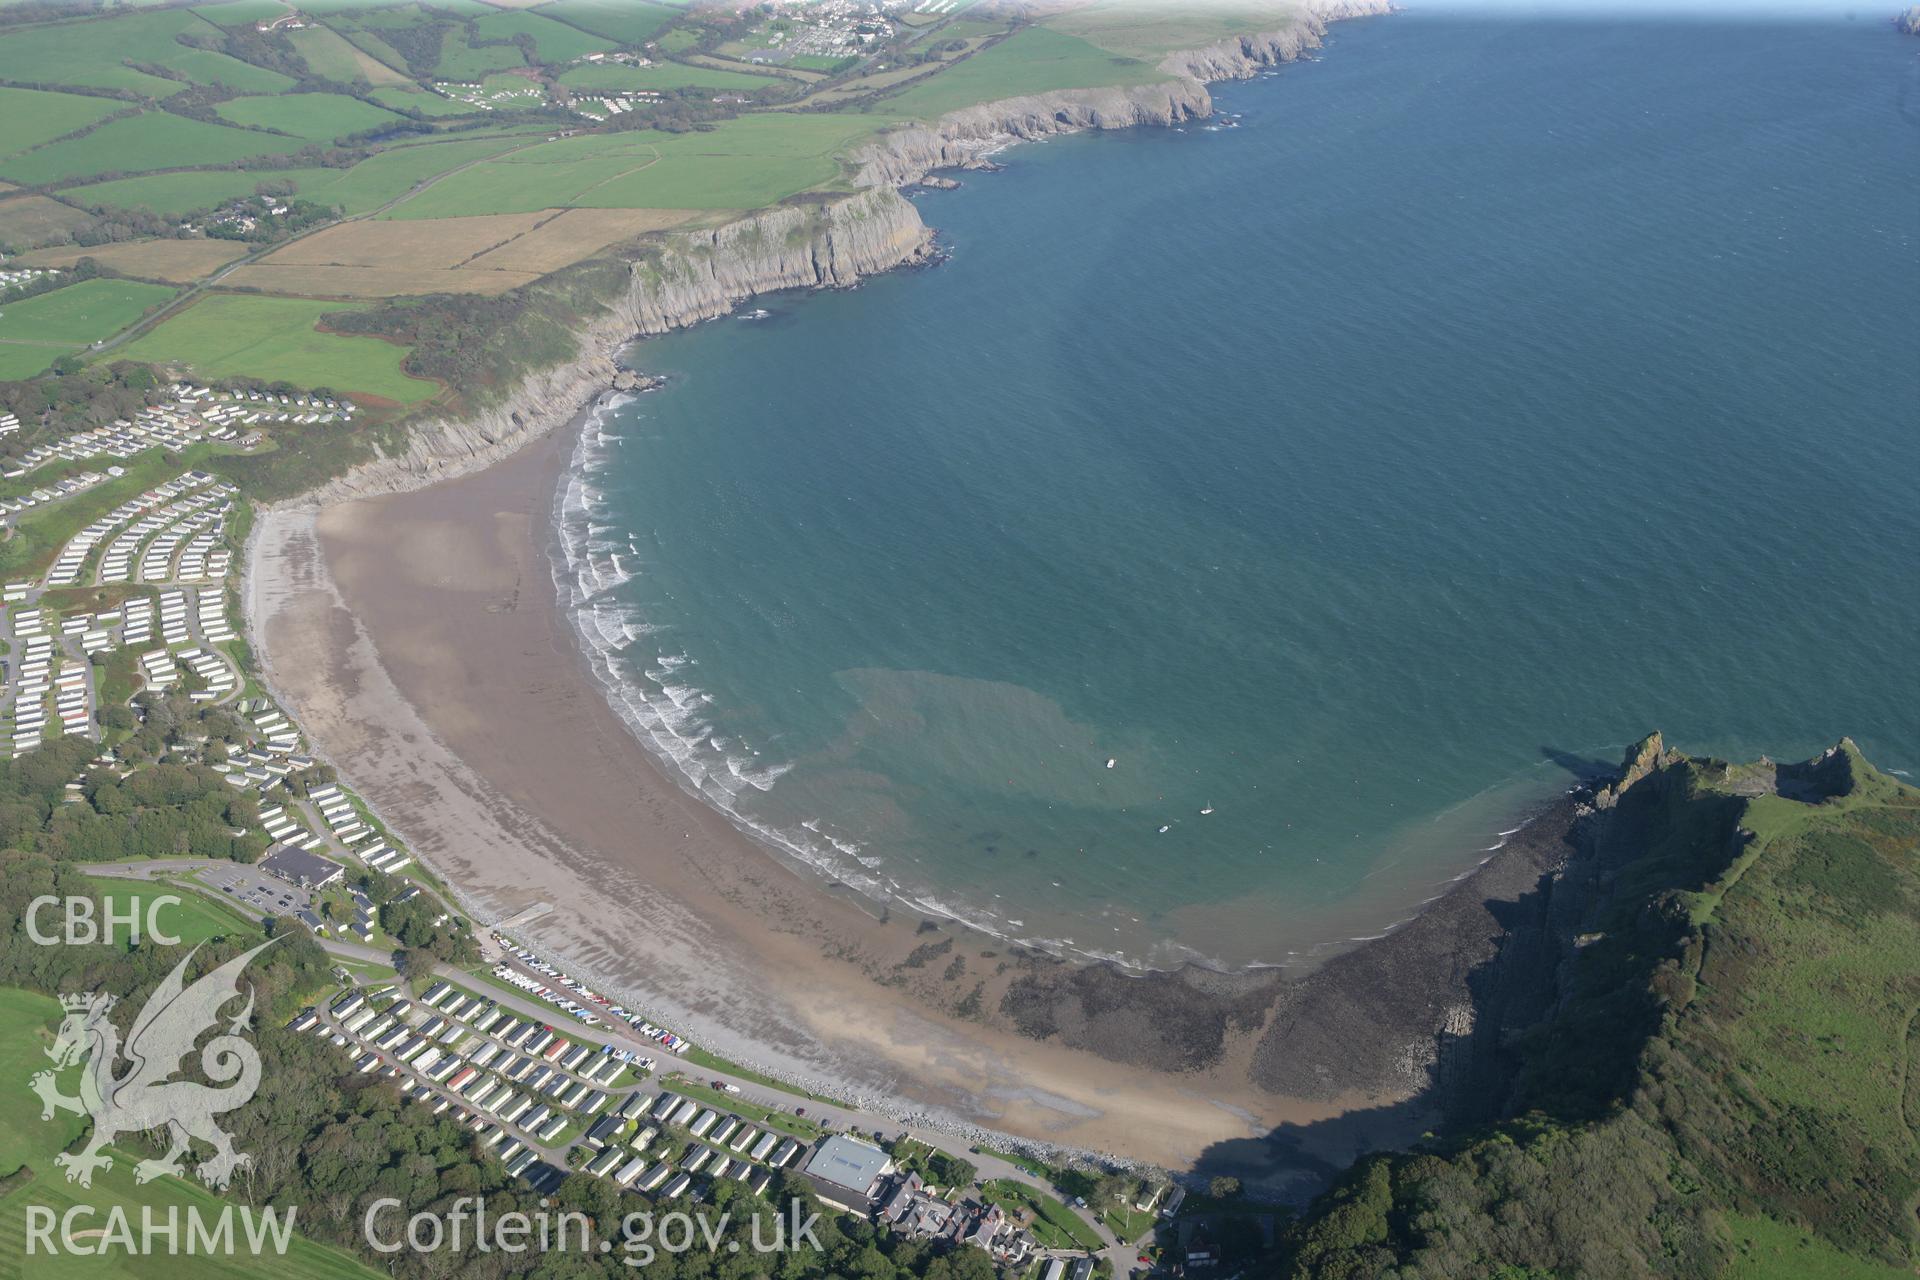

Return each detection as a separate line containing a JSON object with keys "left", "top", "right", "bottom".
{"left": 555, "top": 13, "right": 1920, "bottom": 968}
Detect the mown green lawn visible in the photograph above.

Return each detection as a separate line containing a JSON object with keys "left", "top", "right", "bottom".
{"left": 980, "top": 1179, "right": 1104, "bottom": 1251}
{"left": 117, "top": 295, "right": 438, "bottom": 404}
{"left": 0, "top": 278, "right": 175, "bottom": 350}
{"left": 657, "top": 1075, "right": 819, "bottom": 1141}
{"left": 76, "top": 876, "right": 264, "bottom": 950}
{"left": 10, "top": 444, "right": 223, "bottom": 578}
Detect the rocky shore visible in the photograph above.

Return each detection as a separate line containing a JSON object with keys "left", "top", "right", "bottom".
{"left": 295, "top": 187, "right": 936, "bottom": 506}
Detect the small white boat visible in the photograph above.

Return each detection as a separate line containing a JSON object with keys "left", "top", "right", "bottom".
{"left": 1157, "top": 824, "right": 1170, "bottom": 834}
{"left": 1105, "top": 758, "right": 1116, "bottom": 769}
{"left": 1199, "top": 806, "right": 1214, "bottom": 816}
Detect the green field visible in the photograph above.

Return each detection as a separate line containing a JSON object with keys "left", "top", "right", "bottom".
{"left": 299, "top": 133, "right": 548, "bottom": 214}
{"left": 537, "top": 0, "right": 679, "bottom": 46}
{"left": 0, "top": 987, "right": 381, "bottom": 1280}
{"left": 338, "top": 26, "right": 416, "bottom": 78}
{"left": 64, "top": 132, "right": 541, "bottom": 220}
{"left": 368, "top": 85, "right": 482, "bottom": 118}
{"left": 116, "top": 294, "right": 438, "bottom": 403}
{"left": 431, "top": 29, "right": 528, "bottom": 81}
{"left": 0, "top": 112, "right": 301, "bottom": 186}
{"left": 657, "top": 1075, "right": 820, "bottom": 1140}
{"left": 11, "top": 444, "right": 224, "bottom": 577}
{"left": 192, "top": 0, "right": 297, "bottom": 25}
{"left": 1267, "top": 742, "right": 1920, "bottom": 1276}
{"left": 384, "top": 113, "right": 879, "bottom": 218}
{"left": 0, "top": 9, "right": 294, "bottom": 97}
{"left": 0, "top": 193, "right": 98, "bottom": 250}
{"left": 0, "top": 88, "right": 126, "bottom": 162}
{"left": 287, "top": 24, "right": 410, "bottom": 86}
{"left": 789, "top": 54, "right": 858, "bottom": 73}
{"left": 77, "top": 876, "right": 263, "bottom": 948}
{"left": 882, "top": 26, "right": 1166, "bottom": 118}
{"left": 216, "top": 93, "right": 406, "bottom": 143}
{"left": 0, "top": 344, "right": 61, "bottom": 380}
{"left": 1725, "top": 1212, "right": 1916, "bottom": 1280}
{"left": 558, "top": 61, "right": 781, "bottom": 94}
{"left": 1047, "top": 2, "right": 1323, "bottom": 61}
{"left": 0, "top": 278, "right": 174, "bottom": 354}
{"left": 472, "top": 9, "right": 615, "bottom": 63}
{"left": 980, "top": 1180, "right": 1104, "bottom": 1251}
{"left": 62, "top": 169, "right": 318, "bottom": 218}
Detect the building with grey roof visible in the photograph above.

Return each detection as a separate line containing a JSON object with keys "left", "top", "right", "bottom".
{"left": 801, "top": 1135, "right": 895, "bottom": 1213}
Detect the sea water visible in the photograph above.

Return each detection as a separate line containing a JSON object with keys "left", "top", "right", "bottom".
{"left": 553, "top": 12, "right": 1920, "bottom": 969}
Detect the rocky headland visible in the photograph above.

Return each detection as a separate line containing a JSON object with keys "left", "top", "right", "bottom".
{"left": 285, "top": 1, "right": 1393, "bottom": 509}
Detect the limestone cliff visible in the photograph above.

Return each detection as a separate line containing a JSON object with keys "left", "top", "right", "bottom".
{"left": 1158, "top": 0, "right": 1396, "bottom": 82}
{"left": 852, "top": 79, "right": 1214, "bottom": 187}
{"left": 280, "top": 1, "right": 1396, "bottom": 507}
{"left": 853, "top": 1, "right": 1396, "bottom": 188}
{"left": 292, "top": 187, "right": 935, "bottom": 506}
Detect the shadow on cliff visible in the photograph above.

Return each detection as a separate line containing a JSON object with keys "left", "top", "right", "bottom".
{"left": 1188, "top": 744, "right": 1711, "bottom": 1205}
{"left": 1188, "top": 884, "right": 1567, "bottom": 1203}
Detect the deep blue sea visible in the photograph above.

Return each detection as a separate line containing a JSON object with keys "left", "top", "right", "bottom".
{"left": 554, "top": 12, "right": 1920, "bottom": 969}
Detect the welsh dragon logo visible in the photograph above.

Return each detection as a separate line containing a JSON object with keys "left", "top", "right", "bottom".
{"left": 30, "top": 939, "right": 275, "bottom": 1190}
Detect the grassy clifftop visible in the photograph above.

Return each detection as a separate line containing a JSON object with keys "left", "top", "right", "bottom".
{"left": 1270, "top": 738, "right": 1920, "bottom": 1279}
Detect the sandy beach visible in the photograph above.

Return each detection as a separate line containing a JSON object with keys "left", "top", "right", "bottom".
{"left": 232, "top": 5, "right": 1597, "bottom": 1182}
{"left": 252, "top": 417, "right": 1455, "bottom": 1174}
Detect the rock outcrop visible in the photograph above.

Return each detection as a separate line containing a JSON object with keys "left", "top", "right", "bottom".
{"left": 295, "top": 187, "right": 935, "bottom": 505}
{"left": 852, "top": 79, "right": 1214, "bottom": 187}
{"left": 853, "top": 1, "right": 1396, "bottom": 189}
{"left": 282, "top": 1, "right": 1397, "bottom": 507}
{"left": 1159, "top": 0, "right": 1396, "bottom": 82}
{"left": 1900, "top": 7, "right": 1920, "bottom": 36}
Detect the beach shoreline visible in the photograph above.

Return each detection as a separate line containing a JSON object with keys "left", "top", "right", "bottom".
{"left": 241, "top": 1, "right": 1598, "bottom": 1177}
{"left": 247, "top": 421, "right": 1349, "bottom": 1169}
{"left": 248, "top": 374, "right": 1587, "bottom": 1182}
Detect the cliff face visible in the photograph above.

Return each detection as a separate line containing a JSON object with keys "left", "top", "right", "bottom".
{"left": 1158, "top": 0, "right": 1396, "bottom": 82}
{"left": 852, "top": 79, "right": 1214, "bottom": 187}
{"left": 294, "top": 187, "right": 935, "bottom": 506}
{"left": 621, "top": 186, "right": 936, "bottom": 334}
{"left": 289, "top": 3, "right": 1399, "bottom": 507}
{"left": 853, "top": 0, "right": 1396, "bottom": 189}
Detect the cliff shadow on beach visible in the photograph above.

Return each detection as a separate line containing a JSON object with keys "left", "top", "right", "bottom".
{"left": 1188, "top": 735, "right": 1751, "bottom": 1205}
